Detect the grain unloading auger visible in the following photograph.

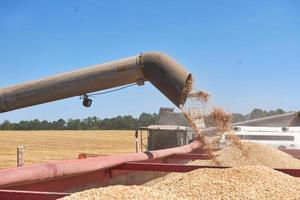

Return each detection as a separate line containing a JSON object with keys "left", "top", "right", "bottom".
{"left": 0, "top": 52, "right": 192, "bottom": 113}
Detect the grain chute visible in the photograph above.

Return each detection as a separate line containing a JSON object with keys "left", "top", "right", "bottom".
{"left": 0, "top": 52, "right": 192, "bottom": 113}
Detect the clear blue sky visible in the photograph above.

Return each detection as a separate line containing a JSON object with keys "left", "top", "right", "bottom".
{"left": 0, "top": 0, "right": 299, "bottom": 122}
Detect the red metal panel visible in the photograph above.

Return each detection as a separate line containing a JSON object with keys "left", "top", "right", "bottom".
{"left": 3, "top": 169, "right": 109, "bottom": 193}
{"left": 280, "top": 149, "right": 300, "bottom": 160}
{"left": 0, "top": 189, "right": 70, "bottom": 200}
{"left": 0, "top": 141, "right": 200, "bottom": 191}
{"left": 274, "top": 168, "right": 300, "bottom": 177}
{"left": 294, "top": 156, "right": 300, "bottom": 160}
{"left": 114, "top": 162, "right": 300, "bottom": 177}
{"left": 280, "top": 149, "right": 300, "bottom": 155}
{"left": 114, "top": 162, "right": 230, "bottom": 172}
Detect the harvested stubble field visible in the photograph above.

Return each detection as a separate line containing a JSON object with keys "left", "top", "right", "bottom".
{"left": 0, "top": 130, "right": 136, "bottom": 169}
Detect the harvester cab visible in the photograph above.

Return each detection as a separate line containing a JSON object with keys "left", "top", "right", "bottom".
{"left": 137, "top": 107, "right": 205, "bottom": 151}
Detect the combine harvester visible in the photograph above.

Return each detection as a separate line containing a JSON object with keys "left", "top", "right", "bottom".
{"left": 0, "top": 52, "right": 299, "bottom": 199}
{"left": 229, "top": 112, "right": 300, "bottom": 153}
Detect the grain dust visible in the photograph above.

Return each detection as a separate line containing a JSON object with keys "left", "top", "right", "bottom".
{"left": 187, "top": 90, "right": 210, "bottom": 103}
{"left": 209, "top": 107, "right": 232, "bottom": 132}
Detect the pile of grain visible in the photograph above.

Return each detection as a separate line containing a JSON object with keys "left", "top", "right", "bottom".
{"left": 61, "top": 165, "right": 300, "bottom": 200}
{"left": 152, "top": 165, "right": 300, "bottom": 199}
{"left": 142, "top": 172, "right": 182, "bottom": 186}
{"left": 60, "top": 185, "right": 179, "bottom": 200}
{"left": 216, "top": 142, "right": 300, "bottom": 168}
{"left": 193, "top": 142, "right": 300, "bottom": 168}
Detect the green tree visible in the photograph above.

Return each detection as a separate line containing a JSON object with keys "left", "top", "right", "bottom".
{"left": 52, "top": 119, "right": 66, "bottom": 130}
{"left": 138, "top": 113, "right": 158, "bottom": 127}
{"left": 248, "top": 108, "right": 268, "bottom": 120}
{"left": 81, "top": 116, "right": 100, "bottom": 130}
{"left": 67, "top": 119, "right": 82, "bottom": 130}
{"left": 0, "top": 109, "right": 288, "bottom": 130}
{"left": 1, "top": 120, "right": 13, "bottom": 130}
{"left": 232, "top": 113, "right": 246, "bottom": 123}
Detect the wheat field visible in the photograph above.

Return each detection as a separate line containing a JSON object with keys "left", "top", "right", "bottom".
{"left": 0, "top": 130, "right": 137, "bottom": 169}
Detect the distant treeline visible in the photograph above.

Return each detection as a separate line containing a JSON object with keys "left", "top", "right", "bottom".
{"left": 0, "top": 113, "right": 158, "bottom": 130}
{"left": 0, "top": 108, "right": 288, "bottom": 130}
{"left": 232, "top": 108, "right": 287, "bottom": 123}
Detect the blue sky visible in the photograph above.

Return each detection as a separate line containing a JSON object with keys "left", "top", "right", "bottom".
{"left": 0, "top": 0, "right": 299, "bottom": 122}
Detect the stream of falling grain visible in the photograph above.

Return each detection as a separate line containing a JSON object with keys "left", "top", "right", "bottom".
{"left": 180, "top": 78, "right": 244, "bottom": 164}
{"left": 180, "top": 78, "right": 218, "bottom": 163}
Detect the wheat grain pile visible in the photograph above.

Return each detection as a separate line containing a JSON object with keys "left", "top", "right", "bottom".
{"left": 193, "top": 142, "right": 300, "bottom": 168}
{"left": 60, "top": 165, "right": 300, "bottom": 200}
{"left": 216, "top": 142, "right": 300, "bottom": 168}
{"left": 152, "top": 165, "right": 300, "bottom": 200}
{"left": 60, "top": 185, "right": 180, "bottom": 200}
{"left": 142, "top": 172, "right": 182, "bottom": 186}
